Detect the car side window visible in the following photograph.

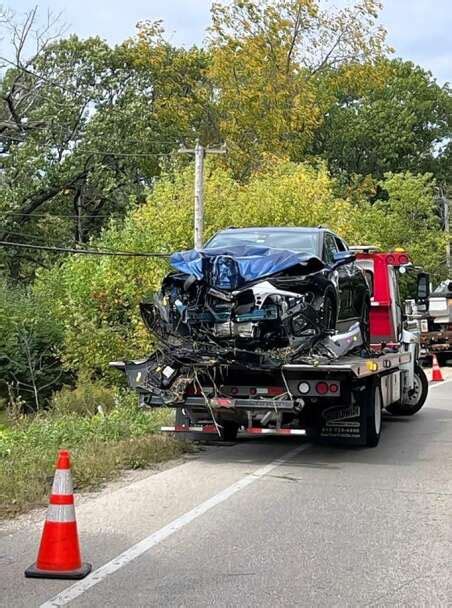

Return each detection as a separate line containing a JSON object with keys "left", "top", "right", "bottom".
{"left": 323, "top": 233, "right": 338, "bottom": 265}
{"left": 334, "top": 237, "right": 347, "bottom": 252}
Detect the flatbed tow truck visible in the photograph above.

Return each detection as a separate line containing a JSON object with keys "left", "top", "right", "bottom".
{"left": 112, "top": 249, "right": 428, "bottom": 448}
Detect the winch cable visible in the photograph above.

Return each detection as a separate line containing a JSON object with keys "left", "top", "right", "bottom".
{"left": 193, "top": 368, "right": 222, "bottom": 438}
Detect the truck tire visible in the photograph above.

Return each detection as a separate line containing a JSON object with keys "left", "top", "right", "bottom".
{"left": 321, "top": 292, "right": 337, "bottom": 332}
{"left": 386, "top": 365, "right": 428, "bottom": 416}
{"left": 221, "top": 421, "right": 240, "bottom": 442}
{"left": 175, "top": 408, "right": 193, "bottom": 442}
{"left": 360, "top": 299, "right": 371, "bottom": 349}
{"left": 366, "top": 382, "right": 382, "bottom": 447}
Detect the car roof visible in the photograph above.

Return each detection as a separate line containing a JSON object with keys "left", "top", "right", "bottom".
{"left": 215, "top": 227, "right": 330, "bottom": 234}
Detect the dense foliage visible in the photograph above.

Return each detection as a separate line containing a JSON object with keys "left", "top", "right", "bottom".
{"left": 0, "top": 284, "right": 68, "bottom": 409}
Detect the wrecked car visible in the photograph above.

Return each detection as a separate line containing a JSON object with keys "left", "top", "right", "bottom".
{"left": 125, "top": 227, "right": 371, "bottom": 404}
{"left": 142, "top": 227, "right": 370, "bottom": 350}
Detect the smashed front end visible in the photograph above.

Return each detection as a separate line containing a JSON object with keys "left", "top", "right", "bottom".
{"left": 115, "top": 245, "right": 352, "bottom": 405}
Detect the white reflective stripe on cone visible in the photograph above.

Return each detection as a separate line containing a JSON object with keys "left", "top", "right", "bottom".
{"left": 51, "top": 469, "right": 73, "bottom": 496}
{"left": 46, "top": 504, "right": 76, "bottom": 523}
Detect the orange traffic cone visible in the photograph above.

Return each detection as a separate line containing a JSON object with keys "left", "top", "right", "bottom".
{"left": 431, "top": 354, "right": 444, "bottom": 382}
{"left": 25, "top": 450, "right": 91, "bottom": 579}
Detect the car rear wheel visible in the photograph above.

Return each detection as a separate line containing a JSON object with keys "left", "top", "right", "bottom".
{"left": 360, "top": 300, "right": 371, "bottom": 348}
{"left": 321, "top": 294, "right": 337, "bottom": 332}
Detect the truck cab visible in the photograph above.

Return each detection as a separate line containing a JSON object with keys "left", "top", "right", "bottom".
{"left": 351, "top": 247, "right": 411, "bottom": 344}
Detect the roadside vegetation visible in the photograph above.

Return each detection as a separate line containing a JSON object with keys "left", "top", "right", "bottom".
{"left": 0, "top": 0, "right": 450, "bottom": 517}
{"left": 0, "top": 385, "right": 186, "bottom": 518}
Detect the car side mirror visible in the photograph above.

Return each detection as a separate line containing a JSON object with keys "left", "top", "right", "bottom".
{"left": 332, "top": 251, "right": 356, "bottom": 268}
{"left": 416, "top": 272, "right": 430, "bottom": 302}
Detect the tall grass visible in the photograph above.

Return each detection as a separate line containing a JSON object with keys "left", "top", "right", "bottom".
{"left": 0, "top": 389, "right": 186, "bottom": 518}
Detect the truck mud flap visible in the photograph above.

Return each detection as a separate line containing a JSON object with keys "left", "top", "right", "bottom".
{"left": 316, "top": 380, "right": 374, "bottom": 446}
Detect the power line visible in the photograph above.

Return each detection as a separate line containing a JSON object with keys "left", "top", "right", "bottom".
{"left": 0, "top": 240, "right": 171, "bottom": 258}
{"left": 0, "top": 145, "right": 178, "bottom": 158}
{"left": 4, "top": 211, "right": 125, "bottom": 219}
{"left": 1, "top": 229, "right": 54, "bottom": 243}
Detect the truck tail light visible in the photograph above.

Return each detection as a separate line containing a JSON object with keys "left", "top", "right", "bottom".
{"left": 298, "top": 381, "right": 310, "bottom": 394}
{"left": 316, "top": 382, "right": 329, "bottom": 395}
{"left": 315, "top": 382, "right": 339, "bottom": 395}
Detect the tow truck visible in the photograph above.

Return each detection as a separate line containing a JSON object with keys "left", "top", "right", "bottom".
{"left": 405, "top": 278, "right": 452, "bottom": 361}
{"left": 112, "top": 248, "right": 428, "bottom": 448}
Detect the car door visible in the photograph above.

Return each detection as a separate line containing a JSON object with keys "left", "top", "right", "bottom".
{"left": 322, "top": 232, "right": 350, "bottom": 321}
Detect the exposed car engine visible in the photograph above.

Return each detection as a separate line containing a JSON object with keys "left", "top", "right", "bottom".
{"left": 141, "top": 246, "right": 335, "bottom": 355}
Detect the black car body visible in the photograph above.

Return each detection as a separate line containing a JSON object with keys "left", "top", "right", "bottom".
{"left": 139, "top": 227, "right": 370, "bottom": 388}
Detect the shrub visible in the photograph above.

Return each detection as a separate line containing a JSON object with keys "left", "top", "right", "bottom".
{"left": 0, "top": 283, "right": 67, "bottom": 410}
{"left": 51, "top": 382, "right": 118, "bottom": 416}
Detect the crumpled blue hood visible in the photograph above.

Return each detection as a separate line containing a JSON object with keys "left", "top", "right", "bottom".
{"left": 170, "top": 245, "right": 324, "bottom": 290}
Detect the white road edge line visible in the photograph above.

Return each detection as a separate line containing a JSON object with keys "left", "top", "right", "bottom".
{"left": 40, "top": 443, "right": 311, "bottom": 608}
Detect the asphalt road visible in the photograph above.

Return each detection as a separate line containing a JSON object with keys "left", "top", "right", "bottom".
{"left": 1, "top": 378, "right": 451, "bottom": 608}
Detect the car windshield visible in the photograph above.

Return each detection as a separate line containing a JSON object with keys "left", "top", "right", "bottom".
{"left": 206, "top": 230, "right": 319, "bottom": 255}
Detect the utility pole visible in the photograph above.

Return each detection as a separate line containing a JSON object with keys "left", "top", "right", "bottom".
{"left": 179, "top": 140, "right": 226, "bottom": 249}
{"left": 445, "top": 194, "right": 450, "bottom": 278}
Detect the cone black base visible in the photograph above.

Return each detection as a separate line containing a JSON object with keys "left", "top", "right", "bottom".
{"left": 25, "top": 561, "right": 92, "bottom": 580}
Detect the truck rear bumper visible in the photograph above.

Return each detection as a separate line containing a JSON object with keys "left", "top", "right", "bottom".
{"left": 141, "top": 395, "right": 298, "bottom": 411}
{"left": 161, "top": 425, "right": 307, "bottom": 437}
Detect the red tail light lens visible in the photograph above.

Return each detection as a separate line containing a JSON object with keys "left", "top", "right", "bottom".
{"left": 316, "top": 382, "right": 329, "bottom": 395}
{"left": 329, "top": 383, "right": 339, "bottom": 394}
{"left": 268, "top": 386, "right": 285, "bottom": 396}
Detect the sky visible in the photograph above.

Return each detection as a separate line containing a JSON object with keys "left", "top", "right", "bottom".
{"left": 6, "top": 0, "right": 452, "bottom": 85}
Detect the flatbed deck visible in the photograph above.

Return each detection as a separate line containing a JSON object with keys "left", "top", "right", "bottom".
{"left": 283, "top": 350, "right": 411, "bottom": 378}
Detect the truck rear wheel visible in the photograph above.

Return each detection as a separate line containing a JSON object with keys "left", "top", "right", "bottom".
{"left": 366, "top": 382, "right": 382, "bottom": 447}
{"left": 221, "top": 421, "right": 240, "bottom": 441}
{"left": 386, "top": 365, "right": 428, "bottom": 416}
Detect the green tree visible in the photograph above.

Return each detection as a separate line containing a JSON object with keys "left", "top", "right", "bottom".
{"left": 311, "top": 59, "right": 452, "bottom": 181}
{"left": 208, "top": 0, "right": 389, "bottom": 177}
{"left": 0, "top": 12, "right": 212, "bottom": 281}
{"left": 0, "top": 282, "right": 67, "bottom": 409}
{"left": 358, "top": 172, "right": 447, "bottom": 274}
